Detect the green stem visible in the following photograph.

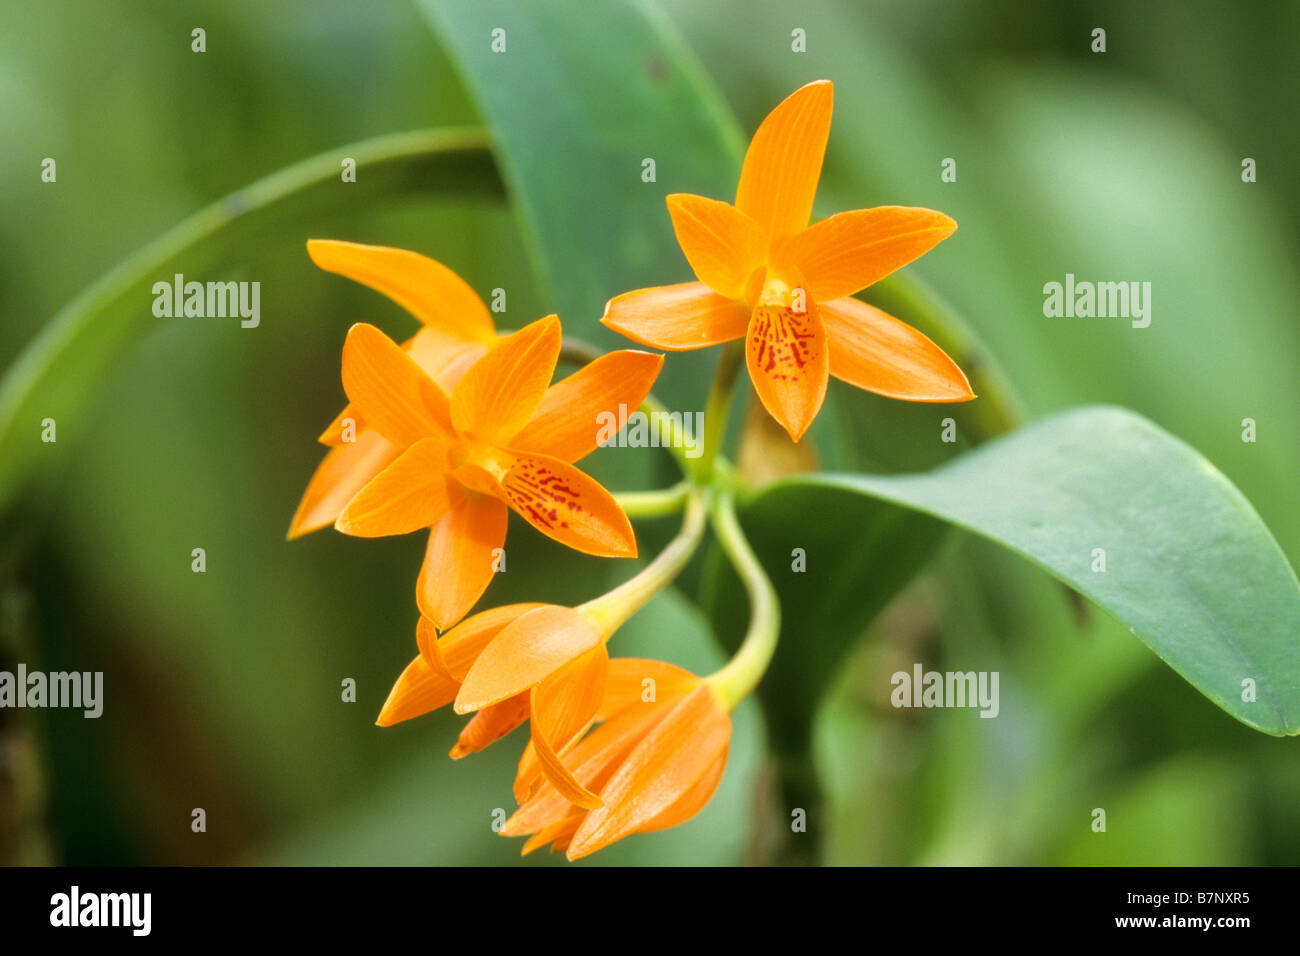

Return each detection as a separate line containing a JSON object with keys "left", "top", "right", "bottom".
{"left": 696, "top": 340, "right": 745, "bottom": 482}
{"left": 705, "top": 491, "right": 780, "bottom": 708}
{"left": 579, "top": 490, "right": 706, "bottom": 634}
{"left": 613, "top": 482, "right": 689, "bottom": 518}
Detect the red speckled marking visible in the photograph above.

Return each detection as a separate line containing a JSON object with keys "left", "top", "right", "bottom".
{"left": 503, "top": 458, "right": 586, "bottom": 531}
{"left": 748, "top": 304, "right": 820, "bottom": 383}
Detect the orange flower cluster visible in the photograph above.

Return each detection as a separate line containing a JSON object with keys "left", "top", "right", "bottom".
{"left": 292, "top": 80, "right": 971, "bottom": 858}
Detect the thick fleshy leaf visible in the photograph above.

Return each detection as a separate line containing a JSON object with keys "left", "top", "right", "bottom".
{"left": 416, "top": 491, "right": 509, "bottom": 630}
{"left": 510, "top": 350, "right": 665, "bottom": 463}
{"left": 745, "top": 298, "right": 829, "bottom": 442}
{"left": 454, "top": 605, "right": 603, "bottom": 713}
{"left": 769, "top": 407, "right": 1300, "bottom": 735}
{"left": 500, "top": 452, "right": 637, "bottom": 557}
{"left": 340, "top": 323, "right": 451, "bottom": 447}
{"left": 450, "top": 316, "right": 561, "bottom": 445}
{"left": 529, "top": 645, "right": 610, "bottom": 809}
{"left": 602, "top": 282, "right": 749, "bottom": 351}
{"left": 567, "top": 684, "right": 732, "bottom": 859}
{"left": 734, "top": 80, "right": 834, "bottom": 244}
{"left": 288, "top": 430, "right": 399, "bottom": 538}
{"left": 335, "top": 437, "right": 455, "bottom": 538}
{"left": 665, "top": 194, "right": 763, "bottom": 300}
{"left": 306, "top": 239, "right": 495, "bottom": 342}
{"left": 782, "top": 206, "right": 956, "bottom": 302}
{"left": 820, "top": 296, "right": 975, "bottom": 402}
{"left": 449, "top": 692, "right": 530, "bottom": 759}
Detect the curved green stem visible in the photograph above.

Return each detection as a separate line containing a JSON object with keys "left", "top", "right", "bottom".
{"left": 579, "top": 490, "right": 706, "bottom": 634}
{"left": 613, "top": 482, "right": 690, "bottom": 518}
{"left": 705, "top": 491, "right": 780, "bottom": 709}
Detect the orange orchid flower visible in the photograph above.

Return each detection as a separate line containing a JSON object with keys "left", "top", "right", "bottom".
{"left": 290, "top": 240, "right": 501, "bottom": 539}
{"left": 602, "top": 79, "right": 975, "bottom": 441}
{"left": 315, "top": 314, "right": 663, "bottom": 630}
{"left": 501, "top": 662, "right": 731, "bottom": 860}
{"left": 379, "top": 603, "right": 630, "bottom": 808}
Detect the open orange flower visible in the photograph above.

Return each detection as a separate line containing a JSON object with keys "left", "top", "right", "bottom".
{"left": 290, "top": 240, "right": 500, "bottom": 539}
{"left": 323, "top": 314, "right": 662, "bottom": 629}
{"left": 501, "top": 663, "right": 731, "bottom": 860}
{"left": 602, "top": 79, "right": 975, "bottom": 441}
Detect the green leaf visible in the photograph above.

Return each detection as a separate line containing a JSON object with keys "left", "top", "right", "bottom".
{"left": 0, "top": 127, "right": 496, "bottom": 518}
{"left": 417, "top": 0, "right": 743, "bottom": 333}
{"left": 761, "top": 406, "right": 1300, "bottom": 736}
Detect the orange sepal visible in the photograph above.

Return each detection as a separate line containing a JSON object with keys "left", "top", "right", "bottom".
{"left": 528, "top": 645, "right": 609, "bottom": 810}
{"left": 306, "top": 239, "right": 494, "bottom": 343}
{"left": 820, "top": 296, "right": 975, "bottom": 402}
{"left": 781, "top": 206, "right": 956, "bottom": 302}
{"left": 454, "top": 605, "right": 602, "bottom": 714}
{"left": 340, "top": 323, "right": 451, "bottom": 447}
{"left": 288, "top": 430, "right": 399, "bottom": 539}
{"left": 450, "top": 315, "right": 561, "bottom": 446}
{"left": 665, "top": 193, "right": 763, "bottom": 300}
{"left": 510, "top": 350, "right": 664, "bottom": 463}
{"left": 450, "top": 692, "right": 530, "bottom": 759}
{"left": 601, "top": 282, "right": 749, "bottom": 351}
{"left": 375, "top": 654, "right": 458, "bottom": 727}
{"left": 566, "top": 683, "right": 731, "bottom": 860}
{"left": 734, "top": 80, "right": 834, "bottom": 244}
{"left": 416, "top": 491, "right": 509, "bottom": 631}
{"left": 334, "top": 436, "right": 454, "bottom": 538}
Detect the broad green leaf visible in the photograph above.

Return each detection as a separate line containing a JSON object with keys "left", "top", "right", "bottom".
{"left": 761, "top": 406, "right": 1300, "bottom": 735}
{"left": 0, "top": 127, "right": 496, "bottom": 518}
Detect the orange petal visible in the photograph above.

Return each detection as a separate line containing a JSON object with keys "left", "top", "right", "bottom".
{"left": 500, "top": 452, "right": 636, "bottom": 558}
{"left": 638, "top": 748, "right": 727, "bottom": 834}
{"left": 450, "top": 316, "right": 561, "bottom": 445}
{"left": 665, "top": 194, "right": 764, "bottom": 300}
{"left": 567, "top": 684, "right": 731, "bottom": 860}
{"left": 307, "top": 239, "right": 494, "bottom": 343}
{"left": 288, "top": 430, "right": 400, "bottom": 538}
{"left": 781, "top": 206, "right": 957, "bottom": 301}
{"left": 450, "top": 692, "right": 530, "bottom": 759}
{"left": 334, "top": 436, "right": 455, "bottom": 537}
{"left": 454, "top": 606, "right": 602, "bottom": 714}
{"left": 596, "top": 658, "right": 699, "bottom": 720}
{"left": 734, "top": 80, "right": 834, "bottom": 244}
{"left": 519, "top": 812, "right": 586, "bottom": 856}
{"left": 433, "top": 602, "right": 547, "bottom": 680}
{"left": 514, "top": 656, "right": 689, "bottom": 805}
{"left": 745, "top": 296, "right": 828, "bottom": 442}
{"left": 317, "top": 404, "right": 366, "bottom": 448}
{"left": 503, "top": 699, "right": 676, "bottom": 835}
{"left": 510, "top": 351, "right": 665, "bottom": 463}
{"left": 820, "top": 297, "right": 975, "bottom": 402}
{"left": 529, "top": 645, "right": 609, "bottom": 810}
{"left": 375, "top": 653, "right": 458, "bottom": 727}
{"left": 416, "top": 491, "right": 508, "bottom": 631}
{"left": 601, "top": 282, "right": 749, "bottom": 351}
{"left": 341, "top": 323, "right": 452, "bottom": 447}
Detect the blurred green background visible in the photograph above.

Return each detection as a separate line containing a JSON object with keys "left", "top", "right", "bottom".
{"left": 1, "top": 0, "right": 1296, "bottom": 865}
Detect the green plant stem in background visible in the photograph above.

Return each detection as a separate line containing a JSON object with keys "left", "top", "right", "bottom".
{"left": 580, "top": 490, "right": 707, "bottom": 634}
{"left": 706, "top": 491, "right": 780, "bottom": 709}
{"left": 696, "top": 340, "right": 745, "bottom": 483}
{"left": 868, "top": 270, "right": 1025, "bottom": 441}
{"left": 0, "top": 127, "right": 496, "bottom": 524}
{"left": 613, "top": 482, "right": 690, "bottom": 519}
